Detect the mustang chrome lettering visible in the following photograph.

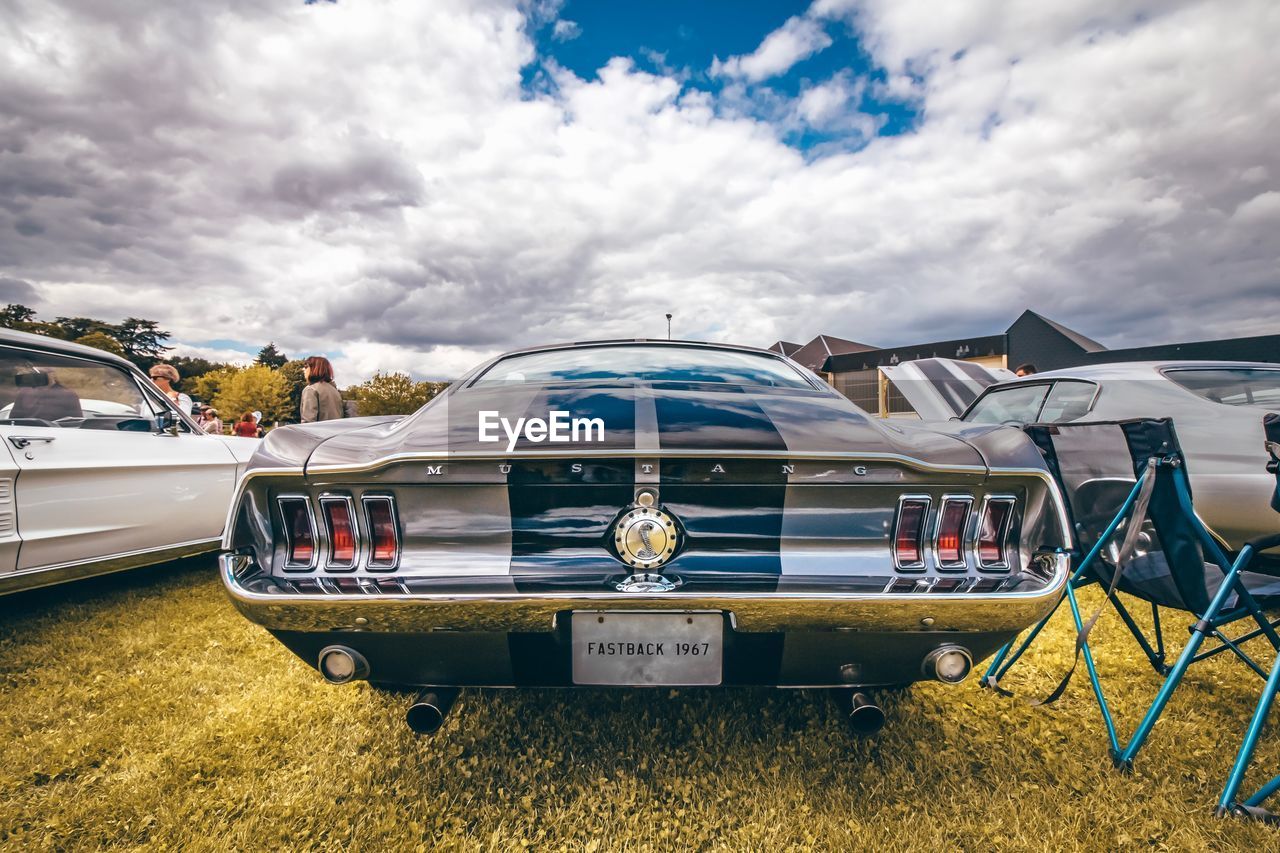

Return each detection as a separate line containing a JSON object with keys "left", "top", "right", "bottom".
{"left": 478, "top": 410, "right": 606, "bottom": 452}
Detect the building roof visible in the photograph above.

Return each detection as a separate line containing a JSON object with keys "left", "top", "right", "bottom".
{"left": 788, "top": 334, "right": 878, "bottom": 372}
{"left": 767, "top": 340, "right": 803, "bottom": 357}
{"left": 1019, "top": 310, "right": 1107, "bottom": 353}
{"left": 821, "top": 333, "right": 1007, "bottom": 374}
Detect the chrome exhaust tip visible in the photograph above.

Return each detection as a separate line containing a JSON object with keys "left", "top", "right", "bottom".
{"left": 406, "top": 687, "right": 460, "bottom": 735}
{"left": 922, "top": 645, "right": 973, "bottom": 684}
{"left": 317, "top": 645, "right": 370, "bottom": 684}
{"left": 847, "top": 691, "right": 886, "bottom": 736}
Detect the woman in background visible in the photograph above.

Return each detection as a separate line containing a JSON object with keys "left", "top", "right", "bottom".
{"left": 300, "top": 355, "right": 343, "bottom": 423}
{"left": 233, "top": 411, "right": 259, "bottom": 437}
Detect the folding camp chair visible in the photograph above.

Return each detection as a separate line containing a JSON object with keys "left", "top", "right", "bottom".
{"left": 980, "top": 417, "right": 1280, "bottom": 769}
{"left": 1217, "top": 413, "right": 1280, "bottom": 821}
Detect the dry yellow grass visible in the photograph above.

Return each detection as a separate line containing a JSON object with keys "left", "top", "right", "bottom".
{"left": 2, "top": 557, "right": 1278, "bottom": 850}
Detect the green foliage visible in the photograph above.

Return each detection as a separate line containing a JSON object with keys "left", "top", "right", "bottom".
{"left": 0, "top": 305, "right": 171, "bottom": 366}
{"left": 192, "top": 366, "right": 239, "bottom": 405}
{"left": 0, "top": 303, "right": 36, "bottom": 328}
{"left": 345, "top": 371, "right": 446, "bottom": 416}
{"left": 115, "top": 318, "right": 172, "bottom": 366}
{"left": 255, "top": 342, "right": 288, "bottom": 369}
{"left": 210, "top": 365, "right": 293, "bottom": 422}
{"left": 0, "top": 571, "right": 1276, "bottom": 849}
{"left": 168, "top": 356, "right": 235, "bottom": 390}
{"left": 74, "top": 331, "right": 126, "bottom": 356}
{"left": 278, "top": 359, "right": 307, "bottom": 421}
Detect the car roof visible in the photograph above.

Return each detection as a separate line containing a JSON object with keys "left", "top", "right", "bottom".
{"left": 0, "top": 326, "right": 138, "bottom": 369}
{"left": 495, "top": 338, "right": 785, "bottom": 359}
{"left": 1004, "top": 360, "right": 1280, "bottom": 383}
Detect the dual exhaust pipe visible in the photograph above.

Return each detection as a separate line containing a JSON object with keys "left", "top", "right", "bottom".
{"left": 317, "top": 646, "right": 459, "bottom": 736}
{"left": 319, "top": 641, "right": 971, "bottom": 738}
{"left": 405, "top": 687, "right": 460, "bottom": 735}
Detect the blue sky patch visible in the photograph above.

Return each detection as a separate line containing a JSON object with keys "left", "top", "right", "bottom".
{"left": 524, "top": 0, "right": 920, "bottom": 153}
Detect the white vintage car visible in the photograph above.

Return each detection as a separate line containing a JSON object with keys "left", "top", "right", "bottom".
{"left": 0, "top": 328, "right": 259, "bottom": 595}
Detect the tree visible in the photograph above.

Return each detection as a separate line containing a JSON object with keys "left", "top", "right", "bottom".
{"left": 211, "top": 365, "right": 293, "bottom": 423}
{"left": 115, "top": 318, "right": 172, "bottom": 367}
{"left": 74, "top": 331, "right": 126, "bottom": 356}
{"left": 0, "top": 304, "right": 36, "bottom": 328}
{"left": 169, "top": 356, "right": 234, "bottom": 386}
{"left": 53, "top": 316, "right": 113, "bottom": 341}
{"left": 255, "top": 342, "right": 288, "bottom": 369}
{"left": 194, "top": 366, "right": 243, "bottom": 409}
{"left": 278, "top": 359, "right": 307, "bottom": 421}
{"left": 345, "top": 371, "right": 447, "bottom": 416}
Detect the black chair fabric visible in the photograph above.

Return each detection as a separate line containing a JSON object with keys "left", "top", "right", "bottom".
{"left": 1026, "top": 418, "right": 1280, "bottom": 613}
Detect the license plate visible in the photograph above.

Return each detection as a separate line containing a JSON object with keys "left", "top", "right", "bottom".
{"left": 571, "top": 611, "right": 723, "bottom": 686}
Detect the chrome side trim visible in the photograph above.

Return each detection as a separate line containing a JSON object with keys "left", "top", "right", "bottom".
{"left": 220, "top": 551, "right": 1070, "bottom": 635}
{"left": 1, "top": 539, "right": 220, "bottom": 597}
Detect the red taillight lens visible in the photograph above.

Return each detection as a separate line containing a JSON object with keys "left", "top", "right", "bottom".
{"left": 323, "top": 499, "right": 357, "bottom": 568}
{"left": 978, "top": 498, "right": 1015, "bottom": 568}
{"left": 936, "top": 498, "right": 971, "bottom": 568}
{"left": 280, "top": 498, "right": 315, "bottom": 568}
{"left": 365, "top": 497, "right": 399, "bottom": 569}
{"left": 894, "top": 498, "right": 929, "bottom": 569}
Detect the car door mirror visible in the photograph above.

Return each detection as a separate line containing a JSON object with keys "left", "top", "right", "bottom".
{"left": 155, "top": 410, "right": 183, "bottom": 435}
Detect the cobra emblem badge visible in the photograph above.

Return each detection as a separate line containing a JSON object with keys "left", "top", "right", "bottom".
{"left": 613, "top": 505, "right": 679, "bottom": 570}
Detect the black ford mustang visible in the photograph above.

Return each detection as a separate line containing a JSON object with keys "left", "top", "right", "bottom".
{"left": 221, "top": 341, "right": 1068, "bottom": 732}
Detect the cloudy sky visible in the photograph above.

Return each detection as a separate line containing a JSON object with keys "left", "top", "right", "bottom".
{"left": 1, "top": 0, "right": 1277, "bottom": 381}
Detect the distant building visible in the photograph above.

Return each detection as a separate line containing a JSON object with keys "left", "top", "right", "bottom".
{"left": 775, "top": 309, "right": 1280, "bottom": 417}
{"left": 768, "top": 334, "right": 875, "bottom": 373}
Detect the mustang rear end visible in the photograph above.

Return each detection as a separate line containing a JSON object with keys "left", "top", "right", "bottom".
{"left": 221, "top": 341, "right": 1069, "bottom": 722}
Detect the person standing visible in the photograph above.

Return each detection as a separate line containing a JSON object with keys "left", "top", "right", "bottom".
{"left": 148, "top": 364, "right": 193, "bottom": 414}
{"left": 300, "top": 355, "right": 343, "bottom": 423}
{"left": 233, "top": 411, "right": 259, "bottom": 437}
{"left": 202, "top": 407, "right": 224, "bottom": 435}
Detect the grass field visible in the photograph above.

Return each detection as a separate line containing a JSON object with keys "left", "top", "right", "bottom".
{"left": 2, "top": 558, "right": 1279, "bottom": 851}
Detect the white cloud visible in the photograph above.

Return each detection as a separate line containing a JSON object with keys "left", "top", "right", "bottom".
{"left": 711, "top": 15, "right": 833, "bottom": 82}
{"left": 168, "top": 343, "right": 257, "bottom": 368}
{"left": 552, "top": 19, "right": 581, "bottom": 42}
{"left": 0, "top": 0, "right": 1277, "bottom": 387}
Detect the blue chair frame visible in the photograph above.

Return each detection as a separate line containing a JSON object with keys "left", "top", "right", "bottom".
{"left": 1216, "top": 412, "right": 1280, "bottom": 821}
{"left": 981, "top": 418, "right": 1280, "bottom": 770}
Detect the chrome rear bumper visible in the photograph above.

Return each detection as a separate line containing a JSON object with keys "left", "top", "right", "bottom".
{"left": 220, "top": 551, "right": 1069, "bottom": 635}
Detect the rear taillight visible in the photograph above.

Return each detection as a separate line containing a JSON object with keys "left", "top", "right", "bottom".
{"left": 893, "top": 497, "right": 930, "bottom": 570}
{"left": 935, "top": 497, "right": 972, "bottom": 569}
{"left": 977, "top": 497, "right": 1016, "bottom": 570}
{"left": 279, "top": 497, "right": 316, "bottom": 570}
{"left": 321, "top": 498, "right": 357, "bottom": 570}
{"left": 363, "top": 496, "right": 400, "bottom": 570}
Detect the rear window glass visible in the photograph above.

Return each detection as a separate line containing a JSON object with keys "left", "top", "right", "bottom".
{"left": 963, "top": 384, "right": 1050, "bottom": 424}
{"left": 1038, "top": 380, "right": 1097, "bottom": 422}
{"left": 472, "top": 346, "right": 815, "bottom": 389}
{"left": 1163, "top": 368, "right": 1280, "bottom": 408}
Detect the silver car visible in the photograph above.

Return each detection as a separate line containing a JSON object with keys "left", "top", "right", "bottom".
{"left": 890, "top": 360, "right": 1280, "bottom": 551}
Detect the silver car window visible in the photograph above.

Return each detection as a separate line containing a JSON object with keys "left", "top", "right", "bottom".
{"left": 1038, "top": 380, "right": 1098, "bottom": 422}
{"left": 0, "top": 345, "right": 164, "bottom": 429}
{"left": 963, "top": 383, "right": 1051, "bottom": 424}
{"left": 1162, "top": 368, "right": 1280, "bottom": 408}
